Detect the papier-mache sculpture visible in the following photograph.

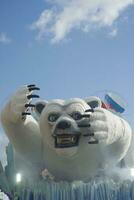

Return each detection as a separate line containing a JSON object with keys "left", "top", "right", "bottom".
{"left": 0, "top": 84, "right": 132, "bottom": 182}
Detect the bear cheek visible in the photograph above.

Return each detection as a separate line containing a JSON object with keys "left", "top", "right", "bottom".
{"left": 39, "top": 115, "right": 55, "bottom": 148}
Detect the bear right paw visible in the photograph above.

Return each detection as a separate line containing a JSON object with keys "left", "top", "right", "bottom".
{"left": 9, "top": 84, "right": 40, "bottom": 122}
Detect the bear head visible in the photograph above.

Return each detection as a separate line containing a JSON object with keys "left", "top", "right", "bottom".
{"left": 34, "top": 97, "right": 102, "bottom": 157}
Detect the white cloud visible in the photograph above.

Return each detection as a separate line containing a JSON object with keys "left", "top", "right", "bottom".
{"left": 0, "top": 133, "right": 8, "bottom": 167}
{"left": 31, "top": 0, "right": 134, "bottom": 43}
{"left": 108, "top": 28, "right": 118, "bottom": 37}
{"left": 31, "top": 10, "right": 55, "bottom": 40}
{"left": 0, "top": 33, "right": 11, "bottom": 44}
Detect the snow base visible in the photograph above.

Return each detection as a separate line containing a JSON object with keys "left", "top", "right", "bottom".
{"left": 16, "top": 178, "right": 134, "bottom": 200}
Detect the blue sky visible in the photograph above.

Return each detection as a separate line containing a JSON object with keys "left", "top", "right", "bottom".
{"left": 0, "top": 0, "right": 134, "bottom": 163}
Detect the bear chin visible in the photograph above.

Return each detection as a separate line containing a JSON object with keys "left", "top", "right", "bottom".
{"left": 55, "top": 147, "right": 78, "bottom": 157}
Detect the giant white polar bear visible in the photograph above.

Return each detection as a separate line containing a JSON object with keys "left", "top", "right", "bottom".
{"left": 1, "top": 85, "right": 132, "bottom": 181}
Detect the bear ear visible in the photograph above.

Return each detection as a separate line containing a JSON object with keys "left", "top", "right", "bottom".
{"left": 35, "top": 101, "right": 48, "bottom": 115}
{"left": 85, "top": 96, "right": 102, "bottom": 108}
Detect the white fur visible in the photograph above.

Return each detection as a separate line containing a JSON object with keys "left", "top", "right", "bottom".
{"left": 0, "top": 86, "right": 132, "bottom": 181}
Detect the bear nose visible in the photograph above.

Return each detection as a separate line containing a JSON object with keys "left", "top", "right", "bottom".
{"left": 57, "top": 120, "right": 71, "bottom": 129}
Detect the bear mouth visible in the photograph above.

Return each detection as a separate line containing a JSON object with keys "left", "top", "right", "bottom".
{"left": 53, "top": 133, "right": 81, "bottom": 148}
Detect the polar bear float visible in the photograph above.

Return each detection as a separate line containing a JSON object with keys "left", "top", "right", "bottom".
{"left": 1, "top": 85, "right": 132, "bottom": 182}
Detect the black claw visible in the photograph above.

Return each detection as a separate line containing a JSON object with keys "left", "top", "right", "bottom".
{"left": 81, "top": 114, "right": 90, "bottom": 118}
{"left": 85, "top": 109, "right": 94, "bottom": 113}
{"left": 83, "top": 133, "right": 94, "bottom": 137}
{"left": 27, "top": 94, "right": 40, "bottom": 99}
{"left": 90, "top": 133, "right": 94, "bottom": 136}
{"left": 25, "top": 104, "right": 35, "bottom": 108}
{"left": 27, "top": 84, "right": 36, "bottom": 88}
{"left": 22, "top": 112, "right": 31, "bottom": 116}
{"left": 28, "top": 87, "right": 40, "bottom": 92}
{"left": 78, "top": 124, "right": 91, "bottom": 128}
{"left": 83, "top": 133, "right": 90, "bottom": 137}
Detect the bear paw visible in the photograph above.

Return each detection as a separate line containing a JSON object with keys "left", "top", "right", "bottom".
{"left": 10, "top": 84, "right": 40, "bottom": 121}
{"left": 80, "top": 108, "right": 110, "bottom": 144}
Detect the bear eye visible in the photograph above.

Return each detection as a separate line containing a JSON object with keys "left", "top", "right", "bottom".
{"left": 48, "top": 113, "right": 60, "bottom": 123}
{"left": 71, "top": 112, "right": 82, "bottom": 121}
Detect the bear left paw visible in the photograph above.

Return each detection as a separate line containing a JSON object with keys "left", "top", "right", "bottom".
{"left": 81, "top": 108, "right": 110, "bottom": 144}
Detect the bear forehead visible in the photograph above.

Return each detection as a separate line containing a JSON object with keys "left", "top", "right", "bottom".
{"left": 47, "top": 98, "right": 87, "bottom": 107}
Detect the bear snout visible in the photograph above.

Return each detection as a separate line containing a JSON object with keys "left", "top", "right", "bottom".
{"left": 56, "top": 120, "right": 71, "bottom": 130}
